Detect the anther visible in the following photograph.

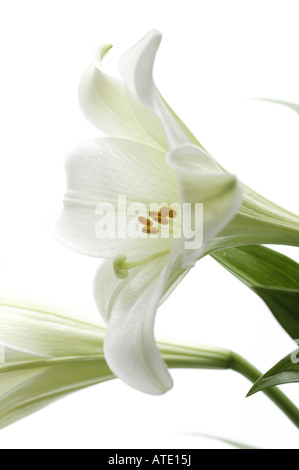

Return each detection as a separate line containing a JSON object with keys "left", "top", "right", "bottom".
{"left": 142, "top": 226, "right": 159, "bottom": 234}
{"left": 149, "top": 211, "right": 159, "bottom": 218}
{"left": 160, "top": 206, "right": 177, "bottom": 218}
{"left": 152, "top": 215, "right": 169, "bottom": 225}
{"left": 138, "top": 216, "right": 153, "bottom": 227}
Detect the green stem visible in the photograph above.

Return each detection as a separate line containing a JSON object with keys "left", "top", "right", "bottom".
{"left": 230, "top": 352, "right": 299, "bottom": 430}
{"left": 163, "top": 345, "right": 299, "bottom": 430}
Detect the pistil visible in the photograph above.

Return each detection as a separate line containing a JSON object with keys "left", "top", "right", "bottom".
{"left": 113, "top": 250, "right": 171, "bottom": 279}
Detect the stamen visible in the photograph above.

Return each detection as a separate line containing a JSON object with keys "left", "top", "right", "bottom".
{"left": 113, "top": 250, "right": 171, "bottom": 279}
{"left": 142, "top": 226, "right": 159, "bottom": 234}
{"left": 138, "top": 216, "right": 153, "bottom": 227}
{"left": 138, "top": 206, "right": 179, "bottom": 237}
{"left": 160, "top": 206, "right": 177, "bottom": 218}
{"left": 152, "top": 215, "right": 169, "bottom": 225}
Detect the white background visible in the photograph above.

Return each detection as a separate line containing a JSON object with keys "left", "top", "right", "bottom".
{"left": 0, "top": 0, "right": 299, "bottom": 449}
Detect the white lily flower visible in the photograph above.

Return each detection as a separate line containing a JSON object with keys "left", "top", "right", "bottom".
{"left": 0, "top": 295, "right": 233, "bottom": 429}
{"left": 53, "top": 31, "right": 299, "bottom": 395}
{"left": 0, "top": 294, "right": 111, "bottom": 429}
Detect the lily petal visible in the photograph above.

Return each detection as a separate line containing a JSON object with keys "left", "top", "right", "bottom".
{"left": 166, "top": 144, "right": 243, "bottom": 267}
{"left": 94, "top": 244, "right": 187, "bottom": 395}
{"left": 0, "top": 295, "right": 112, "bottom": 429}
{"left": 79, "top": 44, "right": 167, "bottom": 150}
{"left": 52, "top": 137, "right": 177, "bottom": 259}
{"left": 0, "top": 295, "right": 235, "bottom": 427}
{"left": 119, "top": 30, "right": 193, "bottom": 149}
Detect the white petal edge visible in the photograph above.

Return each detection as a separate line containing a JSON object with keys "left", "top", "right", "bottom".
{"left": 119, "top": 30, "right": 192, "bottom": 149}
{"left": 166, "top": 144, "right": 243, "bottom": 267}
{"left": 94, "top": 242, "right": 187, "bottom": 395}
{"left": 79, "top": 44, "right": 167, "bottom": 150}
{"left": 0, "top": 295, "right": 112, "bottom": 429}
{"left": 0, "top": 293, "right": 104, "bottom": 357}
{"left": 51, "top": 137, "right": 176, "bottom": 259}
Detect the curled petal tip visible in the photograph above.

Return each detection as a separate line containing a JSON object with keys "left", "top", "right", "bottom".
{"left": 93, "top": 43, "right": 113, "bottom": 68}
{"left": 166, "top": 143, "right": 220, "bottom": 174}
{"left": 146, "top": 29, "right": 163, "bottom": 43}
{"left": 104, "top": 339, "right": 174, "bottom": 396}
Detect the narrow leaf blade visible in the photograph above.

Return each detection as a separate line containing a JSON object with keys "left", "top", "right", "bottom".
{"left": 213, "top": 245, "right": 299, "bottom": 339}
{"left": 247, "top": 350, "right": 299, "bottom": 396}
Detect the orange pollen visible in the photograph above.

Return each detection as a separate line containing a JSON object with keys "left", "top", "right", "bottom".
{"left": 138, "top": 216, "right": 153, "bottom": 227}
{"left": 160, "top": 206, "right": 177, "bottom": 218}
{"left": 142, "top": 226, "right": 159, "bottom": 235}
{"left": 140, "top": 206, "right": 177, "bottom": 235}
{"left": 152, "top": 215, "right": 169, "bottom": 225}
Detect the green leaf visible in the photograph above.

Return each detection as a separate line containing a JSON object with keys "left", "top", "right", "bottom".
{"left": 258, "top": 98, "right": 299, "bottom": 114}
{"left": 247, "top": 349, "right": 299, "bottom": 396}
{"left": 213, "top": 245, "right": 299, "bottom": 339}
